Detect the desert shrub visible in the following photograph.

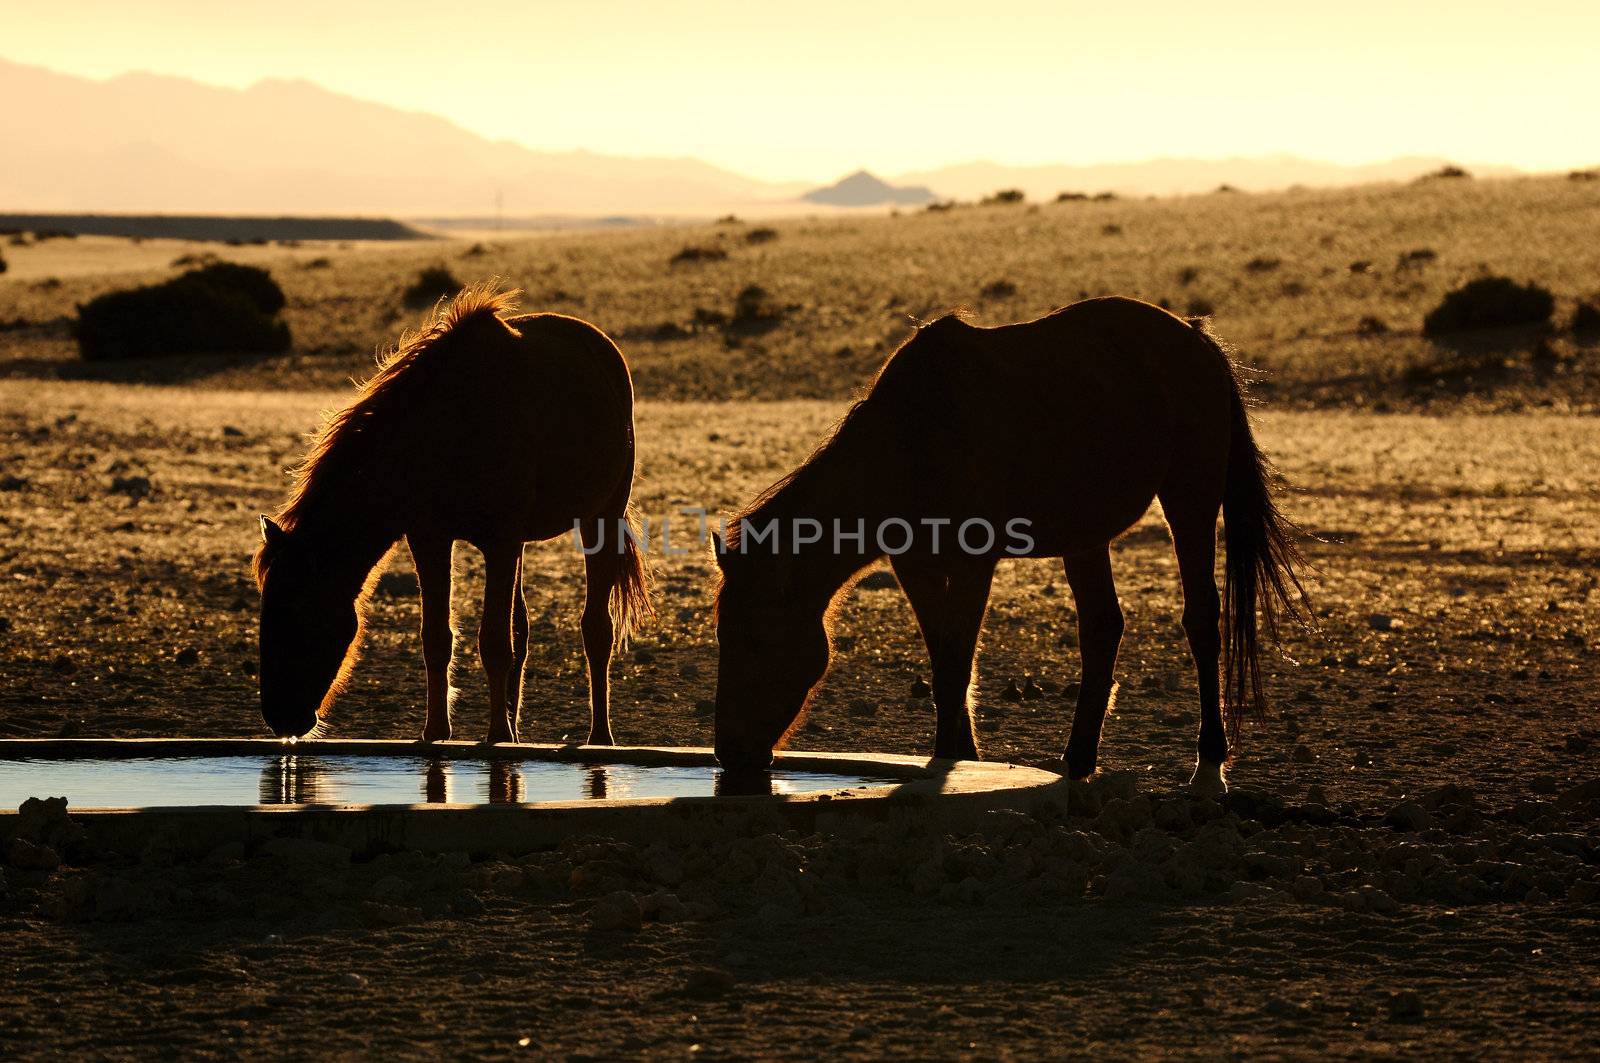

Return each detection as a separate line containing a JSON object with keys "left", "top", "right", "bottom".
{"left": 7, "top": 234, "right": 26, "bottom": 247}
{"left": 1176, "top": 266, "right": 1200, "bottom": 286}
{"left": 1101, "top": 224, "right": 1123, "bottom": 236}
{"left": 402, "top": 266, "right": 462, "bottom": 308}
{"left": 75, "top": 263, "right": 290, "bottom": 361}
{"left": 1419, "top": 165, "right": 1470, "bottom": 181}
{"left": 170, "top": 252, "right": 219, "bottom": 268}
{"left": 671, "top": 245, "right": 728, "bottom": 265}
{"left": 1055, "top": 191, "right": 1088, "bottom": 202}
{"left": 32, "top": 228, "right": 76, "bottom": 241}
{"left": 981, "top": 189, "right": 1026, "bottom": 206}
{"left": 716, "top": 215, "right": 742, "bottom": 225}
{"left": 0, "top": 251, "right": 6, "bottom": 275}
{"left": 462, "top": 242, "right": 490, "bottom": 257}
{"left": 1422, "top": 276, "right": 1554, "bottom": 337}
{"left": 303, "top": 257, "right": 332, "bottom": 270}
{"left": 924, "top": 200, "right": 956, "bottom": 212}
{"left": 1185, "top": 297, "right": 1216, "bottom": 317}
{"left": 1569, "top": 169, "right": 1598, "bottom": 182}
{"left": 980, "top": 279, "right": 1018, "bottom": 300}
{"left": 729, "top": 285, "right": 784, "bottom": 332}
{"left": 1215, "top": 184, "right": 1240, "bottom": 194}
{"left": 1348, "top": 260, "right": 1372, "bottom": 274}
{"left": 744, "top": 227, "right": 778, "bottom": 245}
{"left": 1570, "top": 300, "right": 1600, "bottom": 334}
{"left": 1245, "top": 256, "right": 1280, "bottom": 273}
{"left": 1356, "top": 315, "right": 1389, "bottom": 336}
{"left": 1397, "top": 248, "right": 1437, "bottom": 269}
{"left": 36, "top": 276, "right": 61, "bottom": 290}
{"left": 1092, "top": 191, "right": 1118, "bottom": 201}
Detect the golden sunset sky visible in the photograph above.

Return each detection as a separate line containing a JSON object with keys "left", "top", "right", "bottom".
{"left": 4, "top": 0, "right": 1597, "bottom": 182}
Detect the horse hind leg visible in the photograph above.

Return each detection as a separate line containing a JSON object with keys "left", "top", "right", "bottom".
{"left": 1062, "top": 547, "right": 1124, "bottom": 781}
{"left": 478, "top": 541, "right": 522, "bottom": 744}
{"left": 579, "top": 520, "right": 619, "bottom": 746}
{"left": 507, "top": 554, "right": 529, "bottom": 737}
{"left": 1162, "top": 494, "right": 1227, "bottom": 795}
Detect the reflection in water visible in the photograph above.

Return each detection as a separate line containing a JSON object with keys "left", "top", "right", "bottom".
{"left": 488, "top": 759, "right": 521, "bottom": 804}
{"left": 585, "top": 764, "right": 609, "bottom": 801}
{"left": 714, "top": 769, "right": 775, "bottom": 798}
{"left": 424, "top": 760, "right": 449, "bottom": 804}
{"left": 259, "top": 755, "right": 332, "bottom": 805}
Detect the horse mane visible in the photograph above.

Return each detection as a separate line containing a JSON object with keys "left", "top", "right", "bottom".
{"left": 252, "top": 282, "right": 521, "bottom": 588}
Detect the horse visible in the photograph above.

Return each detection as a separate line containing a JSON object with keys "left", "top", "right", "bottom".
{"left": 253, "top": 284, "right": 650, "bottom": 745}
{"left": 713, "top": 297, "right": 1309, "bottom": 793}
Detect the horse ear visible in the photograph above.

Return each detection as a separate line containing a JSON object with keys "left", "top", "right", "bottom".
{"left": 259, "top": 515, "right": 287, "bottom": 549}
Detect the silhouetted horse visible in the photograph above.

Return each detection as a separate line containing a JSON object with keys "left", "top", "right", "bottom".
{"left": 254, "top": 285, "right": 650, "bottom": 744}
{"left": 714, "top": 297, "right": 1308, "bottom": 793}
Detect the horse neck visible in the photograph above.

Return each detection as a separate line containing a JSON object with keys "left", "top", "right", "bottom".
{"left": 289, "top": 476, "right": 402, "bottom": 598}
{"left": 755, "top": 446, "right": 883, "bottom": 610}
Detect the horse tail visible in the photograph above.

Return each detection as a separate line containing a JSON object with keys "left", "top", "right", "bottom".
{"left": 1194, "top": 321, "right": 1313, "bottom": 741}
{"left": 610, "top": 502, "right": 654, "bottom": 642}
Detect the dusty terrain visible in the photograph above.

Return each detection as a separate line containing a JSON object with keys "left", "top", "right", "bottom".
{"left": 1, "top": 177, "right": 1598, "bottom": 1058}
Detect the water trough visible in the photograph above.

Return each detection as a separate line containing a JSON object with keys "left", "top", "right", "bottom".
{"left": 0, "top": 739, "right": 1067, "bottom": 858}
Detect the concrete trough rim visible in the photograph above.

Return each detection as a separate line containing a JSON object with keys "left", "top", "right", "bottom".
{"left": 0, "top": 739, "right": 1068, "bottom": 855}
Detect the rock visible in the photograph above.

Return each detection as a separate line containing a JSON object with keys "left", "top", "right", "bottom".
{"left": 1304, "top": 784, "right": 1329, "bottom": 806}
{"left": 693, "top": 699, "right": 715, "bottom": 717}
{"left": 846, "top": 698, "right": 877, "bottom": 718}
{"left": 1368, "top": 613, "right": 1400, "bottom": 632}
{"left": 1022, "top": 676, "right": 1045, "bottom": 700}
{"left": 683, "top": 967, "right": 736, "bottom": 998}
{"left": 370, "top": 876, "right": 411, "bottom": 903}
{"left": 910, "top": 678, "right": 931, "bottom": 698}
{"left": 1554, "top": 778, "right": 1600, "bottom": 810}
{"left": 108, "top": 475, "right": 152, "bottom": 500}
{"left": 16, "top": 796, "right": 85, "bottom": 851}
{"left": 0, "top": 475, "right": 28, "bottom": 492}
{"left": 633, "top": 647, "right": 656, "bottom": 664}
{"left": 6, "top": 837, "right": 60, "bottom": 871}
{"left": 342, "top": 972, "right": 370, "bottom": 989}
{"left": 222, "top": 425, "right": 246, "bottom": 437}
{"left": 1292, "top": 744, "right": 1316, "bottom": 764}
{"left": 174, "top": 646, "right": 199, "bottom": 666}
{"left": 1290, "top": 875, "right": 1324, "bottom": 902}
{"left": 590, "top": 890, "right": 643, "bottom": 931}
{"left": 857, "top": 570, "right": 898, "bottom": 591}
{"left": 1387, "top": 989, "right": 1425, "bottom": 1021}
{"left": 1385, "top": 801, "right": 1432, "bottom": 832}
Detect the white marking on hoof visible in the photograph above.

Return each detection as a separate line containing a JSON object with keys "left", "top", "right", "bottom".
{"left": 1188, "top": 760, "right": 1227, "bottom": 796}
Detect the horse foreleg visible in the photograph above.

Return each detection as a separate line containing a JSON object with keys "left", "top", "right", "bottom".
{"left": 579, "top": 525, "right": 618, "bottom": 746}
{"left": 507, "top": 555, "right": 529, "bottom": 739}
{"left": 408, "top": 533, "right": 454, "bottom": 742}
{"left": 1062, "top": 547, "right": 1124, "bottom": 780}
{"left": 478, "top": 542, "right": 521, "bottom": 744}
{"left": 893, "top": 556, "right": 994, "bottom": 761}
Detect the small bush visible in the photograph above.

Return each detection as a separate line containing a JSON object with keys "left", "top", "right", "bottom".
{"left": 1422, "top": 276, "right": 1554, "bottom": 337}
{"left": 1215, "top": 184, "right": 1240, "bottom": 194}
{"left": 981, "top": 189, "right": 1026, "bottom": 206}
{"left": 1356, "top": 315, "right": 1389, "bottom": 336}
{"left": 1055, "top": 191, "right": 1088, "bottom": 202}
{"left": 75, "top": 263, "right": 290, "bottom": 361}
{"left": 744, "top": 227, "right": 778, "bottom": 245}
{"left": 1185, "top": 297, "right": 1216, "bottom": 318}
{"left": 716, "top": 215, "right": 742, "bottom": 225}
{"left": 1569, "top": 169, "right": 1598, "bottom": 182}
{"left": 1177, "top": 266, "right": 1200, "bottom": 286}
{"left": 170, "top": 252, "right": 219, "bottom": 268}
{"left": 1570, "top": 301, "right": 1600, "bottom": 334}
{"left": 402, "top": 266, "right": 462, "bottom": 308}
{"left": 1397, "top": 248, "right": 1437, "bottom": 269}
{"left": 303, "top": 257, "right": 332, "bottom": 270}
{"left": 924, "top": 200, "right": 956, "bottom": 213}
{"left": 1101, "top": 224, "right": 1123, "bottom": 236}
{"left": 1092, "top": 192, "right": 1118, "bottom": 201}
{"left": 671, "top": 246, "right": 728, "bottom": 265}
{"left": 1245, "top": 256, "right": 1280, "bottom": 273}
{"left": 1348, "top": 260, "right": 1372, "bottom": 274}
{"left": 1419, "top": 164, "right": 1470, "bottom": 181}
{"left": 462, "top": 242, "right": 491, "bottom": 257}
{"left": 980, "top": 279, "right": 1018, "bottom": 300}
{"left": 727, "top": 285, "right": 785, "bottom": 334}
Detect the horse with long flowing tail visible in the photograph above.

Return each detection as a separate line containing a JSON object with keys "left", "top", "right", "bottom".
{"left": 713, "top": 297, "right": 1308, "bottom": 793}
{"left": 254, "top": 284, "right": 650, "bottom": 744}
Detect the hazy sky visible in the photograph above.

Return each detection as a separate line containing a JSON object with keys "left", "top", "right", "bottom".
{"left": 4, "top": 0, "right": 1597, "bottom": 182}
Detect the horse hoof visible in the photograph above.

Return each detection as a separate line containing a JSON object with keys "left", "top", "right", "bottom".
{"left": 587, "top": 731, "right": 615, "bottom": 747}
{"left": 1188, "top": 760, "right": 1228, "bottom": 797}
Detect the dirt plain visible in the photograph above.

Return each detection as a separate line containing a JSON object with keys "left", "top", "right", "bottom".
{"left": 1, "top": 176, "right": 1598, "bottom": 1059}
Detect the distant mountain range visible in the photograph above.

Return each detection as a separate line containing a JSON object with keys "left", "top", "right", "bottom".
{"left": 0, "top": 57, "right": 1524, "bottom": 219}
{"left": 0, "top": 58, "right": 803, "bottom": 216}
{"left": 803, "top": 171, "right": 935, "bottom": 207}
